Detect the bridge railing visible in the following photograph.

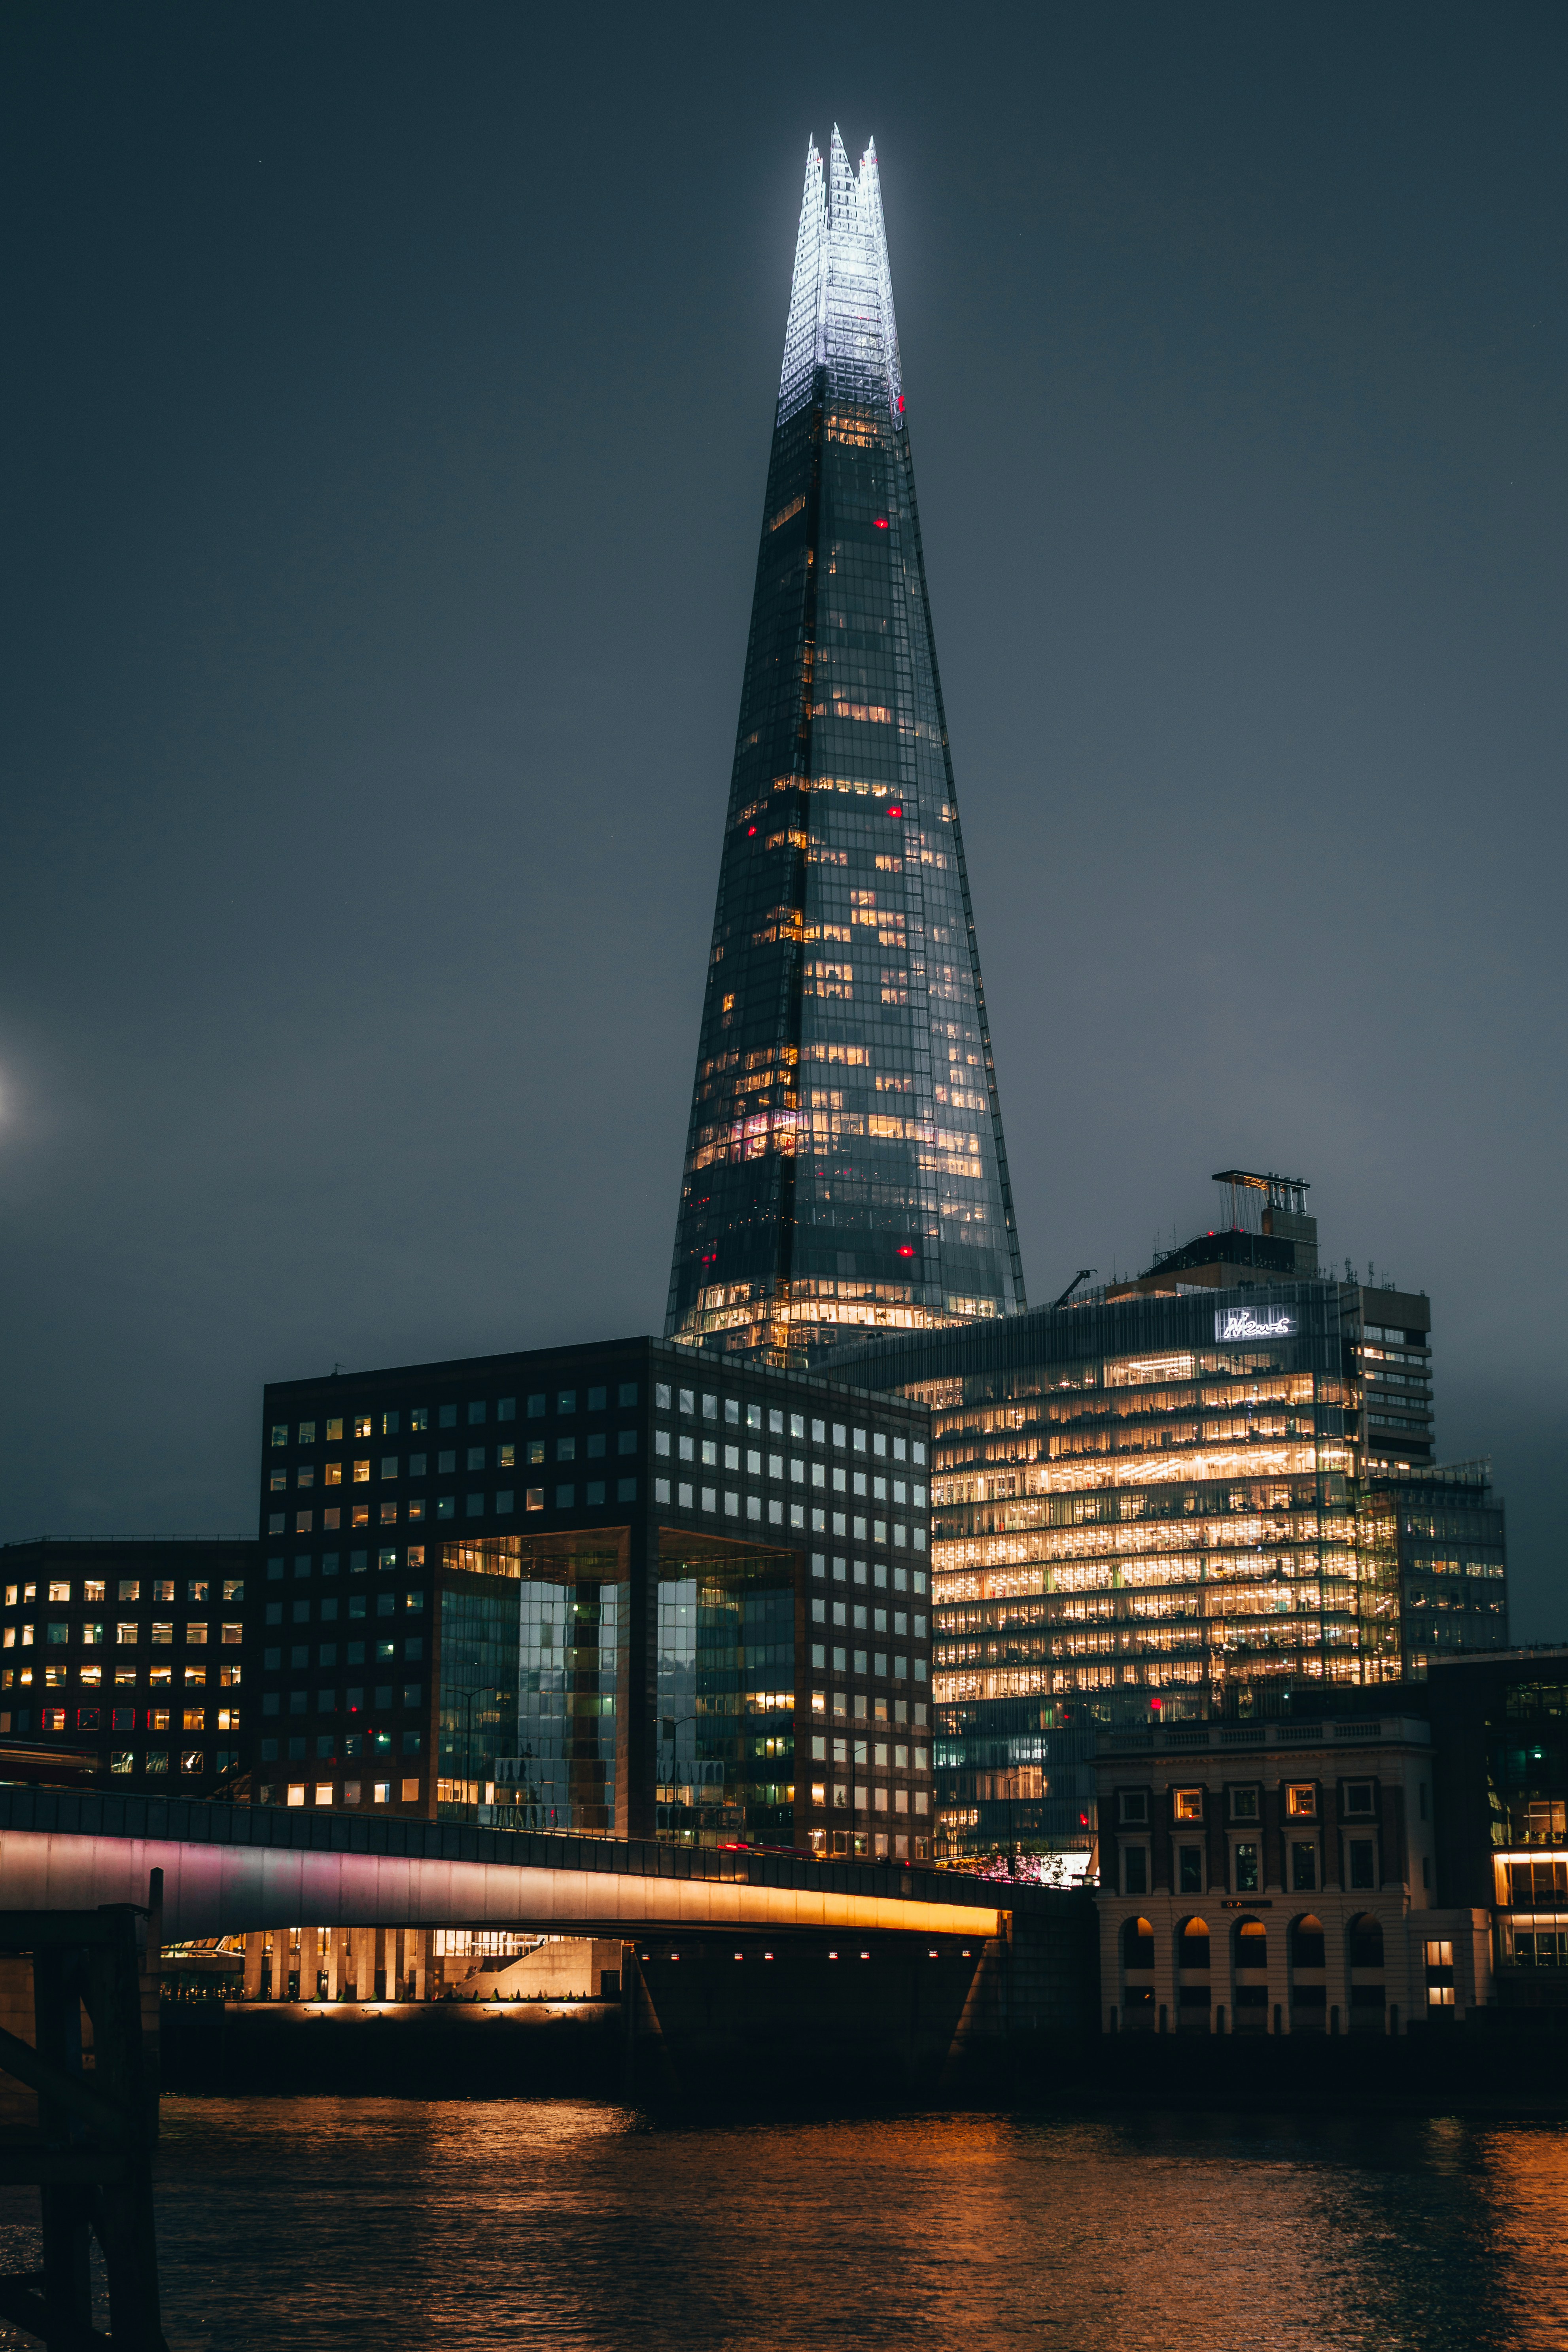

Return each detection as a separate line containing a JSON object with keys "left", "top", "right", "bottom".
{"left": 0, "top": 1786, "right": 1070, "bottom": 1919}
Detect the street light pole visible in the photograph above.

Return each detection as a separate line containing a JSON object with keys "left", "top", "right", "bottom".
{"left": 450, "top": 1684, "right": 494, "bottom": 1821}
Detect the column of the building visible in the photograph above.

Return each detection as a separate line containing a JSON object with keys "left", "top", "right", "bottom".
{"left": 353, "top": 1927, "right": 375, "bottom": 2002}
{"left": 412, "top": 1930, "right": 429, "bottom": 2003}
{"left": 1266, "top": 1919, "right": 1290, "bottom": 2033}
{"left": 1265, "top": 1787, "right": 1289, "bottom": 2030}
{"left": 243, "top": 1932, "right": 265, "bottom": 2000}
{"left": 1324, "top": 1899, "right": 1350, "bottom": 2036}
{"left": 1152, "top": 1908, "right": 1176, "bottom": 2034}
{"left": 1100, "top": 1911, "right": 1120, "bottom": 2032}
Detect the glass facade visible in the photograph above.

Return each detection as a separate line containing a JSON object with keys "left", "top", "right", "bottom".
{"left": 1488, "top": 1679, "right": 1568, "bottom": 1853}
{"left": 443, "top": 1537, "right": 627, "bottom": 1836}
{"left": 839, "top": 1275, "right": 1507, "bottom": 1866}
{"left": 1358, "top": 1462, "right": 1508, "bottom": 1679}
{"left": 656, "top": 1550, "right": 796, "bottom": 1848}
{"left": 666, "top": 130, "right": 1025, "bottom": 1364}
{"left": 255, "top": 1340, "right": 934, "bottom": 1841}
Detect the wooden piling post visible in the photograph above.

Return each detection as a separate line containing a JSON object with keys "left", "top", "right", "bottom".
{"left": 0, "top": 1908, "right": 170, "bottom": 2352}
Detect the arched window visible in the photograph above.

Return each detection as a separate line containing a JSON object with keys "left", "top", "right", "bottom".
{"left": 1235, "top": 1917, "right": 1267, "bottom": 1969}
{"left": 1347, "top": 1914, "right": 1384, "bottom": 1970}
{"left": 1122, "top": 1915, "right": 1155, "bottom": 1968}
{"left": 1290, "top": 1913, "right": 1326, "bottom": 1969}
{"left": 1177, "top": 1916, "right": 1211, "bottom": 1970}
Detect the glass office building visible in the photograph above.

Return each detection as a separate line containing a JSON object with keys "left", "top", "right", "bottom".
{"left": 665, "top": 131, "right": 1026, "bottom": 1364}
{"left": 838, "top": 1186, "right": 1510, "bottom": 1865}
{"left": 252, "top": 1337, "right": 935, "bottom": 1855}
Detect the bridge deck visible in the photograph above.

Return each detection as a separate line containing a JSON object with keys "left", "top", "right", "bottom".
{"left": 0, "top": 1790, "right": 1063, "bottom": 1942}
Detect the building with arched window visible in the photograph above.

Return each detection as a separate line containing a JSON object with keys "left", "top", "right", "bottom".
{"left": 1095, "top": 1711, "right": 1491, "bottom": 2034}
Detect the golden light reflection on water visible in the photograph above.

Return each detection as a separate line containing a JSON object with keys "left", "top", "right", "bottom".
{"left": 2, "top": 2101, "right": 1566, "bottom": 2350}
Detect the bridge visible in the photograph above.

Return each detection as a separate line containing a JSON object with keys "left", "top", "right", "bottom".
{"left": 0, "top": 1786, "right": 1022, "bottom": 1943}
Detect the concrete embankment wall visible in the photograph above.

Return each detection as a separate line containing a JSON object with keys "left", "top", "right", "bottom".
{"left": 162, "top": 1998, "right": 625, "bottom": 2098}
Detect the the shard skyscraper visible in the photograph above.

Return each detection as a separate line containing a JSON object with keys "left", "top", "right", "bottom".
{"left": 665, "top": 132, "right": 1027, "bottom": 1363}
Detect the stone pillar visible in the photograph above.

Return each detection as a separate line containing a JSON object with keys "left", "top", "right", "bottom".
{"left": 1152, "top": 1913, "right": 1176, "bottom": 2033}
{"left": 243, "top": 1932, "right": 265, "bottom": 2000}
{"left": 1267, "top": 1924, "right": 1290, "bottom": 2033}
{"left": 324, "top": 1930, "right": 341, "bottom": 2001}
{"left": 352, "top": 1928, "right": 374, "bottom": 2002}
{"left": 374, "top": 1927, "right": 388, "bottom": 2002}
{"left": 1324, "top": 1902, "right": 1350, "bottom": 2036}
{"left": 1099, "top": 1911, "right": 1120, "bottom": 2034}
{"left": 411, "top": 1930, "right": 429, "bottom": 2004}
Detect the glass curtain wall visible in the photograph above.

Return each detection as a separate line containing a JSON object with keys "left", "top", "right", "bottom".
{"left": 441, "top": 1538, "right": 628, "bottom": 1834}
{"left": 837, "top": 1284, "right": 1388, "bottom": 1863}
{"left": 666, "top": 130, "right": 1025, "bottom": 1363}
{"left": 656, "top": 1547, "right": 796, "bottom": 1848}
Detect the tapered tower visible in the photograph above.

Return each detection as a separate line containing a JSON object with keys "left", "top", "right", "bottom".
{"left": 666, "top": 132, "right": 1027, "bottom": 1362}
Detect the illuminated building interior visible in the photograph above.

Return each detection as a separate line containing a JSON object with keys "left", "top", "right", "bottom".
{"left": 837, "top": 1176, "right": 1510, "bottom": 1865}
{"left": 665, "top": 130, "right": 1025, "bottom": 1363}
{"left": 1485, "top": 1674, "right": 1568, "bottom": 1977}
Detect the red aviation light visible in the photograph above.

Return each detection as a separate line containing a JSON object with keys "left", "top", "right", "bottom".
{"left": 888, "top": 804, "right": 902, "bottom": 818}
{"left": 747, "top": 825, "right": 757, "bottom": 836}
{"left": 874, "top": 518, "right": 889, "bottom": 529}
{"left": 897, "top": 1245, "right": 915, "bottom": 1258}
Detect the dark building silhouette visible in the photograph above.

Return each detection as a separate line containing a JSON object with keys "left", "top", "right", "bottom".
{"left": 665, "top": 131, "right": 1025, "bottom": 1365}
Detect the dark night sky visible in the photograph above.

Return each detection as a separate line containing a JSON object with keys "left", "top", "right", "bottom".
{"left": 2, "top": 6, "right": 1563, "bottom": 1630}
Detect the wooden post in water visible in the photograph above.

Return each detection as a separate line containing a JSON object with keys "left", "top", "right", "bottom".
{"left": 0, "top": 1906, "right": 169, "bottom": 2350}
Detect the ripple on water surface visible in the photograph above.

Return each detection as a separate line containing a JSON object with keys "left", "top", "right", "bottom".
{"left": 1, "top": 2099, "right": 1567, "bottom": 2350}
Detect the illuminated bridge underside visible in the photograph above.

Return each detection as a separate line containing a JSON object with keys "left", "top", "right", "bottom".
{"left": 0, "top": 1798, "right": 1001, "bottom": 1944}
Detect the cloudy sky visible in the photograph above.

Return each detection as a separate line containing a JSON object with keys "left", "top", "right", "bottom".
{"left": 3, "top": 4, "right": 1563, "bottom": 1630}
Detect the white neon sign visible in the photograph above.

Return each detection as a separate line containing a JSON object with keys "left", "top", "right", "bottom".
{"left": 1215, "top": 1307, "right": 1298, "bottom": 1342}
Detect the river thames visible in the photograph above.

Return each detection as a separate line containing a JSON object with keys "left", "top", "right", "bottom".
{"left": 3, "top": 2098, "right": 1567, "bottom": 2349}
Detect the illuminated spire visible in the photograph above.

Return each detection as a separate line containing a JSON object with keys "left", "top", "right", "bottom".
{"left": 667, "top": 133, "right": 1026, "bottom": 1362}
{"left": 777, "top": 127, "right": 903, "bottom": 427}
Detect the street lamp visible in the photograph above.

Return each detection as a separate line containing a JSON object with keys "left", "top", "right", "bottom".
{"left": 659, "top": 1714, "right": 700, "bottom": 1845}
{"left": 449, "top": 1684, "right": 495, "bottom": 1820}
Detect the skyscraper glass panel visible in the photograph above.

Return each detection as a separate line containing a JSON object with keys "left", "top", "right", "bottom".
{"left": 666, "top": 131, "right": 1027, "bottom": 1364}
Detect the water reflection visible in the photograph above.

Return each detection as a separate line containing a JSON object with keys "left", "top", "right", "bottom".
{"left": 1, "top": 2100, "right": 1566, "bottom": 2349}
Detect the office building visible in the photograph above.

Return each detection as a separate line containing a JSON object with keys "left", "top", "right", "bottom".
{"left": 1094, "top": 1709, "right": 1492, "bottom": 2033}
{"left": 254, "top": 1337, "right": 934, "bottom": 1858}
{"left": 836, "top": 1170, "right": 1509, "bottom": 1863}
{"left": 664, "top": 130, "right": 1026, "bottom": 1363}
{"left": 1362, "top": 1461, "right": 1509, "bottom": 1682}
{"left": 1427, "top": 1649, "right": 1568, "bottom": 2006}
{"left": 1107, "top": 1170, "right": 1438, "bottom": 1476}
{"left": 0, "top": 1537, "right": 254, "bottom": 1795}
